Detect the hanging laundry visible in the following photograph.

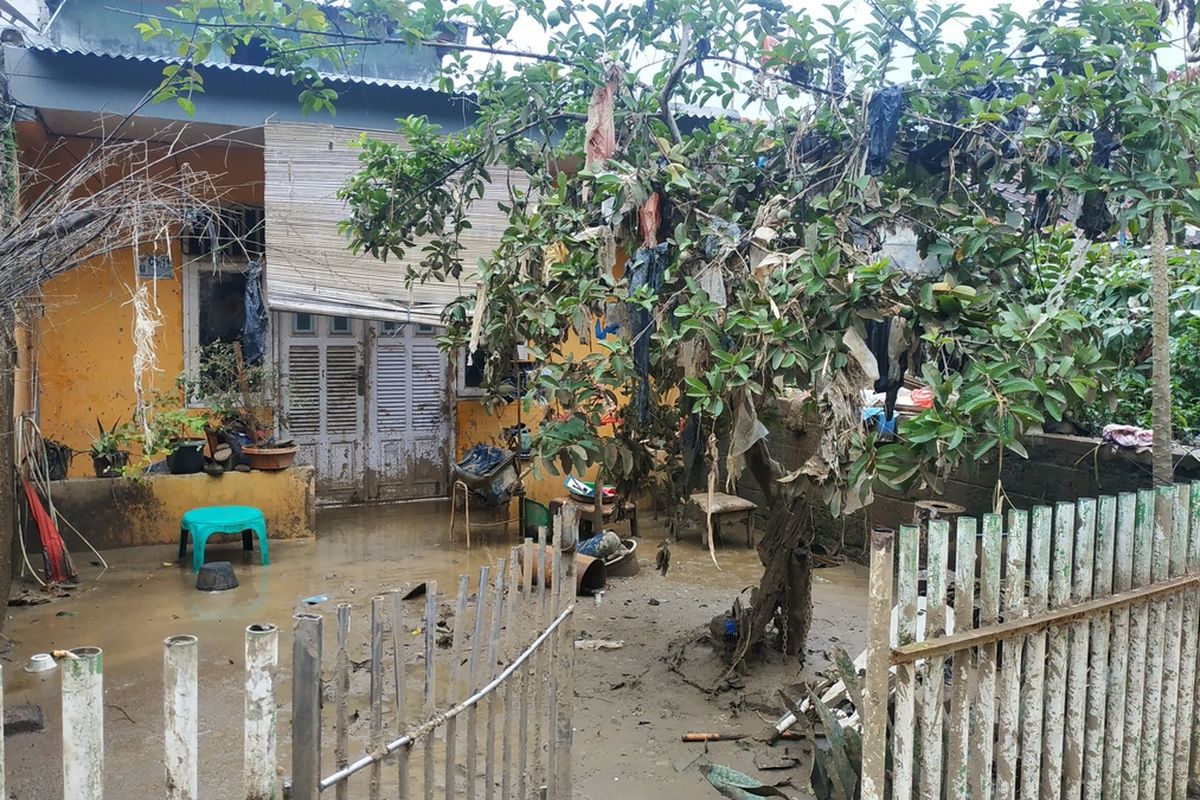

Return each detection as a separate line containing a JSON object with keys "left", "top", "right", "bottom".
{"left": 865, "top": 85, "right": 903, "bottom": 176}
{"left": 585, "top": 81, "right": 616, "bottom": 167}
{"left": 865, "top": 316, "right": 909, "bottom": 421}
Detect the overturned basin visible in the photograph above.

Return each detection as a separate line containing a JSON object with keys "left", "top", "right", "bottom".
{"left": 515, "top": 544, "right": 606, "bottom": 595}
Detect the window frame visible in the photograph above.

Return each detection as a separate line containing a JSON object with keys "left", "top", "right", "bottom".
{"left": 182, "top": 256, "right": 261, "bottom": 406}
{"left": 291, "top": 312, "right": 316, "bottom": 336}
{"left": 456, "top": 346, "right": 488, "bottom": 398}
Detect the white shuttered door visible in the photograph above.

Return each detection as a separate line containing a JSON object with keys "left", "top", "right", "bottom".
{"left": 280, "top": 313, "right": 449, "bottom": 503}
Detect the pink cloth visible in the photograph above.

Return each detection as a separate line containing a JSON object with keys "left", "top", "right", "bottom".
{"left": 1102, "top": 424, "right": 1154, "bottom": 452}
{"left": 585, "top": 82, "right": 616, "bottom": 167}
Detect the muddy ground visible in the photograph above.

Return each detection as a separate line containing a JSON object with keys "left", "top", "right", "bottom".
{"left": 0, "top": 503, "right": 867, "bottom": 799}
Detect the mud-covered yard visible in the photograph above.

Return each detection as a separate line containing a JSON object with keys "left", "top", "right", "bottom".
{"left": 0, "top": 504, "right": 867, "bottom": 799}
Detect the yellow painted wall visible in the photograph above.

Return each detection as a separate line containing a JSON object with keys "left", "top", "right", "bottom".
{"left": 454, "top": 333, "right": 624, "bottom": 507}
{"left": 15, "top": 123, "right": 263, "bottom": 475}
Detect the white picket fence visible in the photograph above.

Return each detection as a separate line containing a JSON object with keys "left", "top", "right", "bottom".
{"left": 15, "top": 526, "right": 576, "bottom": 800}
{"left": 861, "top": 483, "right": 1200, "bottom": 800}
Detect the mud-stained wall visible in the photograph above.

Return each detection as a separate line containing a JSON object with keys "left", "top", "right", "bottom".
{"left": 41, "top": 466, "right": 316, "bottom": 549}
{"left": 14, "top": 121, "right": 264, "bottom": 476}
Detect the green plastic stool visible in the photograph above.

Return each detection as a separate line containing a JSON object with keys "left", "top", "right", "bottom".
{"left": 179, "top": 506, "right": 269, "bottom": 573}
{"left": 523, "top": 498, "right": 551, "bottom": 539}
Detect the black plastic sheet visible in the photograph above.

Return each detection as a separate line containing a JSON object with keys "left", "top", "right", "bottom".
{"left": 866, "top": 86, "right": 903, "bottom": 176}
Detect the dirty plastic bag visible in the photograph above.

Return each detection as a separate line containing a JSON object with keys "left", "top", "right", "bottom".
{"left": 242, "top": 260, "right": 269, "bottom": 364}
{"left": 865, "top": 85, "right": 903, "bottom": 176}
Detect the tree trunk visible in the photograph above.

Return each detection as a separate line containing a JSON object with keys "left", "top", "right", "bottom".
{"left": 1150, "top": 213, "right": 1173, "bottom": 486}
{"left": 722, "top": 492, "right": 814, "bottom": 678}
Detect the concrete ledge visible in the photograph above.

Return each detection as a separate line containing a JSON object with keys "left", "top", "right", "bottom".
{"left": 41, "top": 466, "right": 316, "bottom": 549}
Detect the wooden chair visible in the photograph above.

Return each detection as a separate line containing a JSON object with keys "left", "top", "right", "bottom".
{"left": 688, "top": 492, "right": 757, "bottom": 548}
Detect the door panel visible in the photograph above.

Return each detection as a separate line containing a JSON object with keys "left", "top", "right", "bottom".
{"left": 281, "top": 317, "right": 365, "bottom": 503}
{"left": 369, "top": 324, "right": 450, "bottom": 501}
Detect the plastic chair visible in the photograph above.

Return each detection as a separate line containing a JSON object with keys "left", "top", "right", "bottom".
{"left": 179, "top": 505, "right": 270, "bottom": 572}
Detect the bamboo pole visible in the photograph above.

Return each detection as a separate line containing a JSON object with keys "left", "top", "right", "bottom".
{"left": 485, "top": 560, "right": 506, "bottom": 800}
{"left": 995, "top": 509, "right": 1028, "bottom": 800}
{"left": 335, "top": 604, "right": 352, "bottom": 800}
{"left": 1121, "top": 489, "right": 1155, "bottom": 800}
{"left": 391, "top": 591, "right": 411, "bottom": 800}
{"left": 424, "top": 582, "right": 439, "bottom": 800}
{"left": 547, "top": 529, "right": 562, "bottom": 800}
{"left": 1105, "top": 494, "right": 1137, "bottom": 796}
{"left": 1157, "top": 484, "right": 1190, "bottom": 799}
{"left": 1021, "top": 504, "right": 1053, "bottom": 800}
{"left": 1139, "top": 485, "right": 1175, "bottom": 798}
{"left": 62, "top": 647, "right": 104, "bottom": 800}
{"left": 945, "top": 517, "right": 976, "bottom": 799}
{"left": 1177, "top": 484, "right": 1200, "bottom": 799}
{"left": 861, "top": 528, "right": 894, "bottom": 800}
{"left": 245, "top": 624, "right": 278, "bottom": 800}
{"left": 1063, "top": 498, "right": 1096, "bottom": 798}
{"left": 556, "top": 513, "right": 577, "bottom": 799}
{"left": 292, "top": 614, "right": 323, "bottom": 800}
{"left": 1041, "top": 502, "right": 1073, "bottom": 799}
{"left": 892, "top": 524, "right": 919, "bottom": 800}
{"left": 163, "top": 635, "right": 198, "bottom": 800}
{"left": 1084, "top": 495, "right": 1116, "bottom": 800}
{"left": 971, "top": 513, "right": 1002, "bottom": 800}
{"left": 370, "top": 596, "right": 386, "bottom": 800}
{"left": 466, "top": 566, "right": 490, "bottom": 799}
{"left": 919, "top": 518, "right": 950, "bottom": 800}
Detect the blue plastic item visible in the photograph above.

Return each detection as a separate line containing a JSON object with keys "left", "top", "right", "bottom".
{"left": 179, "top": 505, "right": 269, "bottom": 573}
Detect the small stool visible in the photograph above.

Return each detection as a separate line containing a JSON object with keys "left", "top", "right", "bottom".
{"left": 180, "top": 506, "right": 269, "bottom": 573}
{"left": 688, "top": 492, "right": 757, "bottom": 548}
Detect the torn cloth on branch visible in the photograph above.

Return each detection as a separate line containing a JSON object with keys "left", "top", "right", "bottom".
{"left": 585, "top": 81, "right": 616, "bottom": 167}
{"left": 627, "top": 243, "right": 668, "bottom": 424}
{"left": 726, "top": 392, "right": 768, "bottom": 491}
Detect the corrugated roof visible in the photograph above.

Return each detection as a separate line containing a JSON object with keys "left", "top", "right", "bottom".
{"left": 24, "top": 44, "right": 736, "bottom": 119}
{"left": 25, "top": 43, "right": 447, "bottom": 92}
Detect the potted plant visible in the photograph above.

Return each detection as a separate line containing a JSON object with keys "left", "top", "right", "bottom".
{"left": 242, "top": 439, "right": 299, "bottom": 470}
{"left": 90, "top": 419, "right": 130, "bottom": 478}
{"left": 150, "top": 407, "right": 210, "bottom": 475}
{"left": 185, "top": 342, "right": 295, "bottom": 470}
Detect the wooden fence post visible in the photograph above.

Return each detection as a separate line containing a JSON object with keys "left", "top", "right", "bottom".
{"left": 292, "top": 613, "right": 324, "bottom": 800}
{"left": 862, "top": 528, "right": 894, "bottom": 800}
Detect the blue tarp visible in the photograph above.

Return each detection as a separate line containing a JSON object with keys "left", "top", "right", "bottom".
{"left": 242, "top": 260, "right": 268, "bottom": 364}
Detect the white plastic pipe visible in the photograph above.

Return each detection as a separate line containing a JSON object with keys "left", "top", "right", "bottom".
{"left": 164, "top": 635, "right": 198, "bottom": 800}
{"left": 62, "top": 647, "right": 104, "bottom": 800}
{"left": 245, "top": 623, "right": 279, "bottom": 800}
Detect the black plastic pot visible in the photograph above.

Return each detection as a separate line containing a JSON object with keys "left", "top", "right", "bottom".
{"left": 166, "top": 439, "right": 206, "bottom": 475}
{"left": 92, "top": 451, "right": 129, "bottom": 478}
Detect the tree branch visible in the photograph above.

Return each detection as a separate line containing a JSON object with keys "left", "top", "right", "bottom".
{"left": 660, "top": 23, "right": 692, "bottom": 144}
